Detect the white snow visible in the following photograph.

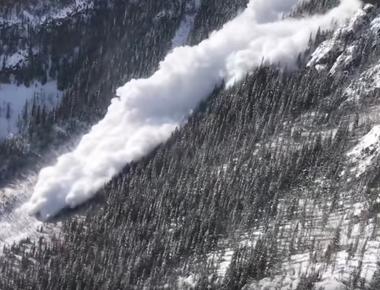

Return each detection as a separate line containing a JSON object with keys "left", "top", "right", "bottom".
{"left": 315, "top": 278, "right": 346, "bottom": 290}
{"left": 361, "top": 241, "right": 380, "bottom": 282}
{"left": 307, "top": 38, "right": 338, "bottom": 68}
{"left": 0, "top": 81, "right": 62, "bottom": 139}
{"left": 352, "top": 202, "right": 364, "bottom": 216}
{"left": 308, "top": 4, "right": 373, "bottom": 74}
{"left": 347, "top": 125, "right": 380, "bottom": 177}
{"left": 216, "top": 249, "right": 234, "bottom": 277}
{"left": 343, "top": 63, "right": 380, "bottom": 105}
{"left": 0, "top": 175, "right": 62, "bottom": 251}
{"left": 0, "top": 51, "right": 28, "bottom": 69}
{"left": 0, "top": 176, "right": 43, "bottom": 249}
{"left": 371, "top": 15, "right": 380, "bottom": 32}
{"left": 178, "top": 275, "right": 197, "bottom": 289}
{"left": 243, "top": 183, "right": 380, "bottom": 289}
{"left": 329, "top": 44, "right": 356, "bottom": 75}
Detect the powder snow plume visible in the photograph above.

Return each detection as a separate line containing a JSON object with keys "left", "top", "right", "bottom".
{"left": 23, "top": 0, "right": 362, "bottom": 220}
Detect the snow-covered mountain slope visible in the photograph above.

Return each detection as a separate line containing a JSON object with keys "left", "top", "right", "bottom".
{"left": 0, "top": 0, "right": 234, "bottom": 251}
{"left": 0, "top": 0, "right": 175, "bottom": 247}
{"left": 0, "top": 1, "right": 93, "bottom": 139}
{"left": 0, "top": 81, "right": 62, "bottom": 138}
{"left": 119, "top": 3, "right": 380, "bottom": 289}
{"left": 0, "top": 0, "right": 193, "bottom": 141}
{"left": 3, "top": 1, "right": 380, "bottom": 290}
{"left": 231, "top": 4, "right": 380, "bottom": 289}
{"left": 0, "top": 0, "right": 198, "bottom": 184}
{"left": 23, "top": 0, "right": 363, "bottom": 221}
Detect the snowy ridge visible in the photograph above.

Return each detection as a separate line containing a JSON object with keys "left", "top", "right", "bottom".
{"left": 308, "top": 4, "right": 377, "bottom": 74}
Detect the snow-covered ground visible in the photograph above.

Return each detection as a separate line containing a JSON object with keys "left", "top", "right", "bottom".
{"left": 370, "top": 13, "right": 380, "bottom": 32}
{"left": 308, "top": 4, "right": 376, "bottom": 75}
{"left": 342, "top": 62, "right": 380, "bottom": 108}
{"left": 0, "top": 50, "right": 29, "bottom": 70}
{"left": 0, "top": 0, "right": 197, "bottom": 247}
{"left": 239, "top": 190, "right": 380, "bottom": 289}
{"left": 348, "top": 125, "right": 380, "bottom": 177}
{"left": 0, "top": 2, "right": 379, "bottom": 288}
{"left": 0, "top": 81, "right": 62, "bottom": 139}
{"left": 181, "top": 51, "right": 380, "bottom": 289}
{"left": 200, "top": 117, "right": 380, "bottom": 290}
{"left": 0, "top": 175, "right": 51, "bottom": 249}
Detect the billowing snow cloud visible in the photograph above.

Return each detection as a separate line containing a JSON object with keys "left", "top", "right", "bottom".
{"left": 23, "top": 0, "right": 362, "bottom": 220}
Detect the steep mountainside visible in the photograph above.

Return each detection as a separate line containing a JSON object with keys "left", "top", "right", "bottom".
{"left": 0, "top": 0, "right": 246, "bottom": 182}
{"left": 1, "top": 0, "right": 380, "bottom": 290}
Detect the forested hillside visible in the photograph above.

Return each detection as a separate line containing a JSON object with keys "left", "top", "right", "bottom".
{"left": 1, "top": 0, "right": 380, "bottom": 289}
{"left": 0, "top": 0, "right": 248, "bottom": 182}
{"left": 0, "top": 0, "right": 241, "bottom": 183}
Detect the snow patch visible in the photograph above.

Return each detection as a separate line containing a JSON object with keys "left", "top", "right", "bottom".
{"left": 0, "top": 81, "right": 62, "bottom": 139}
{"left": 343, "top": 62, "right": 380, "bottom": 106}
{"left": 370, "top": 15, "right": 380, "bottom": 32}
{"left": 178, "top": 275, "right": 197, "bottom": 289}
{"left": 308, "top": 38, "right": 338, "bottom": 68}
{"left": 315, "top": 278, "right": 346, "bottom": 290}
{"left": 0, "top": 51, "right": 28, "bottom": 69}
{"left": 216, "top": 249, "right": 234, "bottom": 277}
{"left": 348, "top": 125, "right": 380, "bottom": 177}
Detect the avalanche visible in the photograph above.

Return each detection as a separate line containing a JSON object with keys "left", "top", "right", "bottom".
{"left": 23, "top": 0, "right": 362, "bottom": 220}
